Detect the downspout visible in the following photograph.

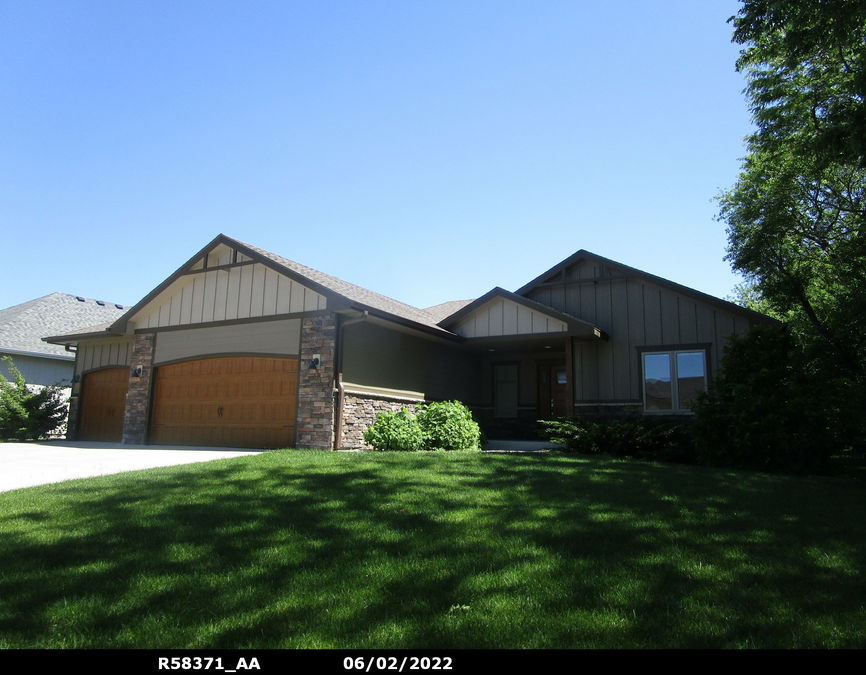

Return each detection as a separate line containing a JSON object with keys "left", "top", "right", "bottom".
{"left": 333, "top": 310, "right": 369, "bottom": 450}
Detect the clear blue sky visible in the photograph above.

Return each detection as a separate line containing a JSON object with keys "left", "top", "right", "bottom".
{"left": 0, "top": 0, "right": 753, "bottom": 313}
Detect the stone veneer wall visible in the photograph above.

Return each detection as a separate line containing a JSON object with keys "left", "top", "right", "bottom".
{"left": 122, "top": 333, "right": 155, "bottom": 445}
{"left": 296, "top": 314, "right": 336, "bottom": 449}
{"left": 66, "top": 393, "right": 81, "bottom": 440}
{"left": 340, "top": 392, "right": 422, "bottom": 449}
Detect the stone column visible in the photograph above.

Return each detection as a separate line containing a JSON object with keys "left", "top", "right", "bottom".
{"left": 122, "top": 332, "right": 156, "bottom": 445}
{"left": 296, "top": 314, "right": 336, "bottom": 449}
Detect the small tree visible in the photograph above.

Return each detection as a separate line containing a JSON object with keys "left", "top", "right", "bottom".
{"left": 0, "top": 356, "right": 68, "bottom": 441}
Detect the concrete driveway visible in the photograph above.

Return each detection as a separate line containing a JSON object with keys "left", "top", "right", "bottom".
{"left": 0, "top": 440, "right": 263, "bottom": 493}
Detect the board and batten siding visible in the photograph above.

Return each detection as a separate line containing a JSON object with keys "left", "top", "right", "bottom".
{"left": 132, "top": 263, "right": 327, "bottom": 330}
{"left": 153, "top": 319, "right": 301, "bottom": 365}
{"left": 76, "top": 339, "right": 133, "bottom": 376}
{"left": 453, "top": 297, "right": 568, "bottom": 338}
{"left": 526, "top": 261, "right": 753, "bottom": 403}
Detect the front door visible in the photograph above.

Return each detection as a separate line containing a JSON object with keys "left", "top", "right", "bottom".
{"left": 538, "top": 362, "right": 568, "bottom": 419}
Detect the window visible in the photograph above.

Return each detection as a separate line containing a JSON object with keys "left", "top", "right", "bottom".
{"left": 494, "top": 364, "right": 519, "bottom": 418}
{"left": 642, "top": 349, "right": 707, "bottom": 413}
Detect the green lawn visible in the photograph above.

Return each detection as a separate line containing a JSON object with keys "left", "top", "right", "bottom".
{"left": 0, "top": 450, "right": 864, "bottom": 648}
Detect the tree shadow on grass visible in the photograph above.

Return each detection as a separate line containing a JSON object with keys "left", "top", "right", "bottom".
{"left": 0, "top": 451, "right": 864, "bottom": 648}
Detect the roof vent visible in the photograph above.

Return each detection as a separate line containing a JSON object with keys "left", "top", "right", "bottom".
{"left": 115, "top": 304, "right": 124, "bottom": 310}
{"left": 96, "top": 300, "right": 105, "bottom": 306}
{"left": 76, "top": 296, "right": 85, "bottom": 302}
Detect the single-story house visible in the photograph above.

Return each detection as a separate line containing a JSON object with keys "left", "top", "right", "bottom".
{"left": 44, "top": 234, "right": 775, "bottom": 449}
{"left": 1, "top": 293, "right": 128, "bottom": 387}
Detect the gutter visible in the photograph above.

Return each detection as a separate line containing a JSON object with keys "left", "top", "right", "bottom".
{"left": 333, "top": 310, "right": 368, "bottom": 450}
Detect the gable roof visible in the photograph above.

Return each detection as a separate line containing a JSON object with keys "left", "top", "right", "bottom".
{"left": 515, "top": 249, "right": 780, "bottom": 325}
{"left": 0, "top": 293, "right": 128, "bottom": 359}
{"left": 439, "top": 287, "right": 606, "bottom": 339}
{"left": 109, "top": 234, "right": 459, "bottom": 340}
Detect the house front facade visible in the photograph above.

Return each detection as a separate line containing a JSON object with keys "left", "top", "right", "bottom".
{"left": 45, "top": 235, "right": 775, "bottom": 449}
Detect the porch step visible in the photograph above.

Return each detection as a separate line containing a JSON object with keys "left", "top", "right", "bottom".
{"left": 483, "top": 440, "right": 563, "bottom": 452}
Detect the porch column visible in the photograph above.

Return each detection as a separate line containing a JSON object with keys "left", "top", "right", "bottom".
{"left": 296, "top": 314, "right": 336, "bottom": 449}
{"left": 122, "top": 332, "right": 156, "bottom": 445}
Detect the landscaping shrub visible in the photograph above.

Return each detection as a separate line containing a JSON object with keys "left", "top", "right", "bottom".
{"left": 538, "top": 417, "right": 693, "bottom": 462}
{"left": 362, "top": 408, "right": 425, "bottom": 452}
{"left": 363, "top": 400, "right": 481, "bottom": 451}
{"left": 0, "top": 356, "right": 67, "bottom": 441}
{"left": 416, "top": 400, "right": 481, "bottom": 451}
{"left": 690, "top": 324, "right": 853, "bottom": 473}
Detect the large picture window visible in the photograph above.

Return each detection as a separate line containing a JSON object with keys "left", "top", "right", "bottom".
{"left": 642, "top": 350, "right": 707, "bottom": 412}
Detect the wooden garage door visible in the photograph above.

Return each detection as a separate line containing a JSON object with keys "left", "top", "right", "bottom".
{"left": 79, "top": 367, "right": 129, "bottom": 442}
{"left": 150, "top": 356, "right": 298, "bottom": 449}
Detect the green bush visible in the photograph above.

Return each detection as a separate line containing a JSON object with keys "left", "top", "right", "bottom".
{"left": 363, "top": 408, "right": 425, "bottom": 452}
{"left": 0, "top": 356, "right": 68, "bottom": 441}
{"left": 363, "top": 401, "right": 482, "bottom": 452}
{"left": 538, "top": 417, "right": 692, "bottom": 461}
{"left": 691, "top": 324, "right": 852, "bottom": 473}
{"left": 417, "top": 400, "right": 481, "bottom": 451}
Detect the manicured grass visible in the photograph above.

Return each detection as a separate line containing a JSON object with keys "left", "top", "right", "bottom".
{"left": 0, "top": 450, "right": 864, "bottom": 648}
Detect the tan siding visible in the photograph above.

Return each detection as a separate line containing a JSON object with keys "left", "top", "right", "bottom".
{"left": 263, "top": 268, "right": 279, "bottom": 316}
{"left": 201, "top": 271, "right": 217, "bottom": 323}
{"left": 153, "top": 319, "right": 301, "bottom": 365}
{"left": 734, "top": 316, "right": 750, "bottom": 336}
{"left": 580, "top": 343, "right": 599, "bottom": 399}
{"left": 454, "top": 297, "right": 567, "bottom": 338}
{"left": 78, "top": 338, "right": 133, "bottom": 374}
{"left": 213, "top": 269, "right": 229, "bottom": 322}
{"left": 237, "top": 265, "right": 253, "bottom": 319}
{"left": 488, "top": 299, "right": 504, "bottom": 336}
{"left": 276, "top": 275, "right": 292, "bottom": 314}
{"left": 250, "top": 265, "right": 266, "bottom": 317}
{"left": 225, "top": 267, "right": 241, "bottom": 320}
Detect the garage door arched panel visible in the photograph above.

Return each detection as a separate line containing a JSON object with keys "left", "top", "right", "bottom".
{"left": 149, "top": 356, "right": 299, "bottom": 449}
{"left": 78, "top": 367, "right": 129, "bottom": 442}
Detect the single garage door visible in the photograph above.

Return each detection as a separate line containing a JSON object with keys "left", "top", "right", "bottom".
{"left": 150, "top": 356, "right": 298, "bottom": 449}
{"left": 78, "top": 367, "right": 129, "bottom": 442}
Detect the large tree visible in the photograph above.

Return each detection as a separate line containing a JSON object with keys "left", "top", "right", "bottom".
{"left": 722, "top": 0, "right": 866, "bottom": 376}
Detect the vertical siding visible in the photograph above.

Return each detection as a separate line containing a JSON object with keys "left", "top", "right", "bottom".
{"left": 643, "top": 286, "right": 662, "bottom": 344}
{"left": 133, "top": 263, "right": 329, "bottom": 329}
{"left": 76, "top": 339, "right": 133, "bottom": 375}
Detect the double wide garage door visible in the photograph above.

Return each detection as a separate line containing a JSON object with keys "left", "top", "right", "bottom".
{"left": 150, "top": 357, "right": 299, "bottom": 449}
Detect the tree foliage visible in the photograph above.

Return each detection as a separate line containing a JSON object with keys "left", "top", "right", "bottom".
{"left": 0, "top": 357, "right": 68, "bottom": 441}
{"left": 723, "top": 0, "right": 866, "bottom": 376}
{"left": 706, "top": 1, "right": 866, "bottom": 469}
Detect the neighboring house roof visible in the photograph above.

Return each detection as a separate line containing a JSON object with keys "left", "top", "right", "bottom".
{"left": 0, "top": 293, "right": 128, "bottom": 360}
{"left": 423, "top": 299, "right": 475, "bottom": 324}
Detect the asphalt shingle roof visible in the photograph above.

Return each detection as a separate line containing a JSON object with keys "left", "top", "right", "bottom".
{"left": 423, "top": 299, "right": 476, "bottom": 325}
{"left": 234, "top": 238, "right": 454, "bottom": 333}
{"left": 0, "top": 294, "right": 128, "bottom": 358}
